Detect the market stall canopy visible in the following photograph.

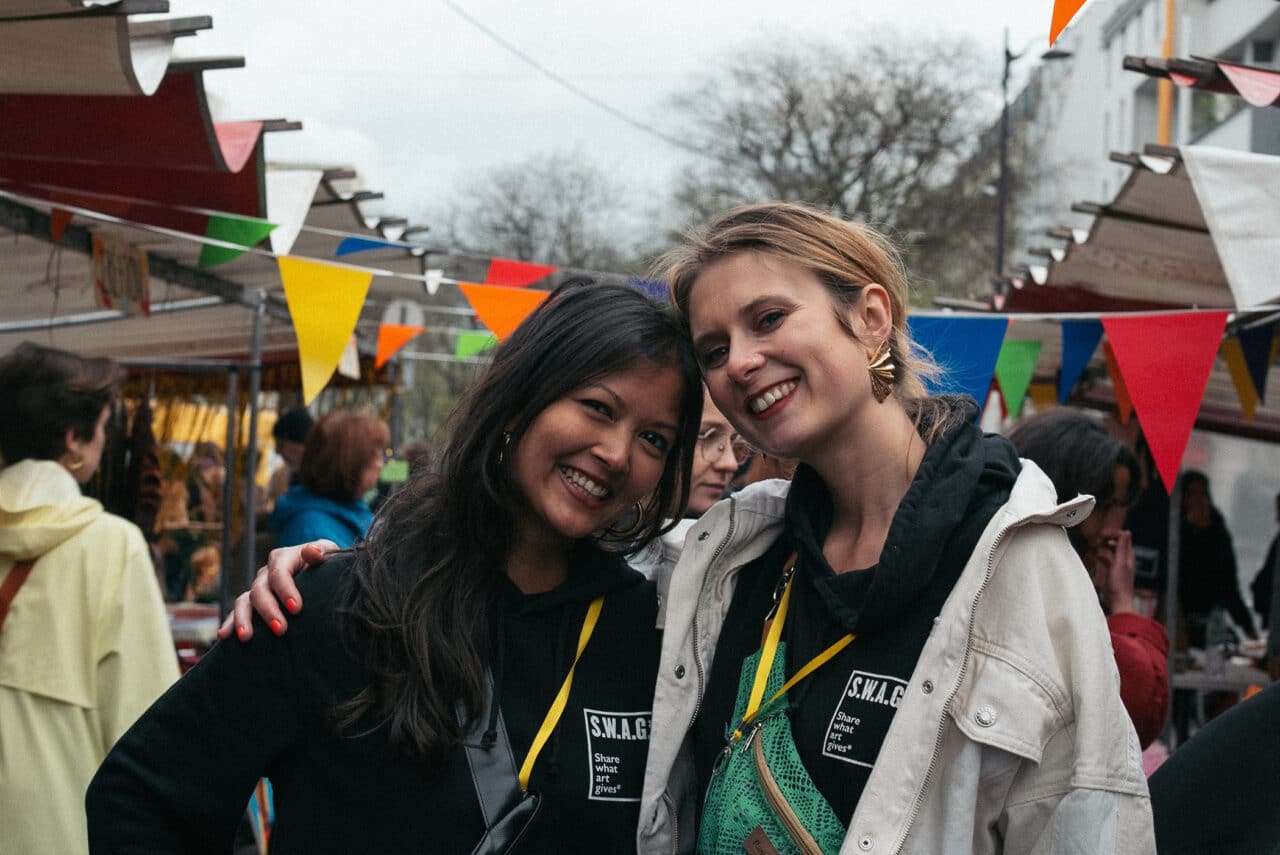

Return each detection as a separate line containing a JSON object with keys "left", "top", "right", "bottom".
{"left": 1004, "top": 145, "right": 1280, "bottom": 313}
{"left": 1123, "top": 54, "right": 1280, "bottom": 109}
{"left": 0, "top": 1, "right": 204, "bottom": 97}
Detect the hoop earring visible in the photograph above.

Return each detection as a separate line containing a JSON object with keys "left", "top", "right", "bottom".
{"left": 496, "top": 432, "right": 512, "bottom": 465}
{"left": 64, "top": 455, "right": 84, "bottom": 472}
{"left": 602, "top": 500, "right": 646, "bottom": 542}
{"left": 867, "top": 341, "right": 896, "bottom": 404}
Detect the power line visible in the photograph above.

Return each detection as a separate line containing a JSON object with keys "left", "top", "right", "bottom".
{"left": 438, "top": 0, "right": 708, "bottom": 159}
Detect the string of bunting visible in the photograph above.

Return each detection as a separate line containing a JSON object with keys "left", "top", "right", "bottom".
{"left": 5, "top": 186, "right": 1276, "bottom": 472}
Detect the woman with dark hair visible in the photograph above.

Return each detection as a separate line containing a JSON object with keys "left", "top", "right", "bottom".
{"left": 87, "top": 280, "right": 702, "bottom": 854}
{"left": 269, "top": 410, "right": 389, "bottom": 549}
{"left": 0, "top": 343, "right": 177, "bottom": 855}
{"left": 1177, "top": 470, "right": 1258, "bottom": 648}
{"left": 1007, "top": 409, "right": 1170, "bottom": 748}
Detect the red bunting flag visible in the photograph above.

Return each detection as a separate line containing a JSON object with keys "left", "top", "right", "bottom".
{"left": 50, "top": 207, "right": 72, "bottom": 243}
{"left": 1102, "top": 312, "right": 1229, "bottom": 492}
{"left": 376, "top": 323, "right": 426, "bottom": 369}
{"left": 1102, "top": 341, "right": 1133, "bottom": 425}
{"left": 459, "top": 283, "right": 550, "bottom": 341}
{"left": 484, "top": 258, "right": 557, "bottom": 287}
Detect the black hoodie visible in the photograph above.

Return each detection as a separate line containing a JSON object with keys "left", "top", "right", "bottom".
{"left": 88, "top": 544, "right": 660, "bottom": 855}
{"left": 694, "top": 406, "right": 1022, "bottom": 825}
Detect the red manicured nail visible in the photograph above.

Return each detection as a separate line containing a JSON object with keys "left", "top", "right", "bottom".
{"left": 236, "top": 625, "right": 249, "bottom": 641}
{"left": 270, "top": 619, "right": 283, "bottom": 636}
{"left": 285, "top": 598, "right": 299, "bottom": 614}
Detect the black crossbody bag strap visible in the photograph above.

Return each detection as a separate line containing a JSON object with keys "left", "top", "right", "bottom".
{"left": 459, "top": 672, "right": 541, "bottom": 855}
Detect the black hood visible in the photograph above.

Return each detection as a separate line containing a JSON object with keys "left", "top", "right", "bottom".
{"left": 784, "top": 399, "right": 1021, "bottom": 635}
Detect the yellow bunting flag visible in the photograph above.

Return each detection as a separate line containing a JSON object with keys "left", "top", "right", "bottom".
{"left": 1221, "top": 338, "right": 1260, "bottom": 422}
{"left": 458, "top": 283, "right": 550, "bottom": 341}
{"left": 278, "top": 256, "right": 373, "bottom": 405}
{"left": 376, "top": 323, "right": 426, "bottom": 369}
{"left": 1027, "top": 382, "right": 1059, "bottom": 411}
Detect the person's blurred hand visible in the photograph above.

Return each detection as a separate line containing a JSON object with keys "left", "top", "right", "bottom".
{"left": 1093, "top": 529, "right": 1136, "bottom": 616}
{"left": 215, "top": 540, "right": 338, "bottom": 641}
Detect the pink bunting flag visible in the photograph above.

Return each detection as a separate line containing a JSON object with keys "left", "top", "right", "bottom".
{"left": 484, "top": 258, "right": 557, "bottom": 287}
{"left": 1101, "top": 312, "right": 1229, "bottom": 492}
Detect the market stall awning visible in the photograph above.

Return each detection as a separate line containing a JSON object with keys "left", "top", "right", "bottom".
{"left": 1123, "top": 54, "right": 1280, "bottom": 108}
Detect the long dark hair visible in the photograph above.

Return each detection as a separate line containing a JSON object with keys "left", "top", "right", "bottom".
{"left": 335, "top": 279, "right": 702, "bottom": 760}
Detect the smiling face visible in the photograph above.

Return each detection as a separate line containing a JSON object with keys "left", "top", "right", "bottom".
{"left": 510, "top": 360, "right": 684, "bottom": 552}
{"left": 687, "top": 251, "right": 883, "bottom": 464}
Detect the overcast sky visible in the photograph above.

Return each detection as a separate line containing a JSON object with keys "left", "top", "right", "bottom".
{"left": 167, "top": 0, "right": 1075, "bottom": 230}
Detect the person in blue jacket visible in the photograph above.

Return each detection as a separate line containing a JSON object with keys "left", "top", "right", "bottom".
{"left": 269, "top": 410, "right": 388, "bottom": 548}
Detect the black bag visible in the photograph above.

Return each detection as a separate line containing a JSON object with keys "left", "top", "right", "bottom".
{"left": 460, "top": 675, "right": 541, "bottom": 855}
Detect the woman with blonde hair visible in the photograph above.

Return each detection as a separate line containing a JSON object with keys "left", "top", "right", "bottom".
{"left": 638, "top": 202, "right": 1153, "bottom": 854}
{"left": 0, "top": 343, "right": 177, "bottom": 855}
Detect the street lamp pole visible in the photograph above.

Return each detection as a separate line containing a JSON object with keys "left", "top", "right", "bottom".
{"left": 996, "top": 27, "right": 1012, "bottom": 280}
{"left": 994, "top": 32, "right": 1072, "bottom": 281}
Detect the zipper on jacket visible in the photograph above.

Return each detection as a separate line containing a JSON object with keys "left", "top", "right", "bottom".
{"left": 890, "top": 521, "right": 1012, "bottom": 855}
{"left": 667, "top": 495, "right": 737, "bottom": 855}
{"left": 751, "top": 727, "right": 824, "bottom": 855}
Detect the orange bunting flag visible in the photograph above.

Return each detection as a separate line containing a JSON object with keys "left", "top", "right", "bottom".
{"left": 458, "top": 283, "right": 550, "bottom": 341}
{"left": 376, "top": 323, "right": 426, "bottom": 369}
{"left": 278, "top": 256, "right": 374, "bottom": 406}
{"left": 485, "top": 258, "right": 557, "bottom": 287}
{"left": 1102, "top": 312, "right": 1229, "bottom": 493}
{"left": 1102, "top": 340, "right": 1134, "bottom": 426}
{"left": 1050, "top": 0, "right": 1088, "bottom": 45}
{"left": 50, "top": 207, "right": 72, "bottom": 243}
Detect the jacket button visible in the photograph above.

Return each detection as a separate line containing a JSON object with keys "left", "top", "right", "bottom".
{"left": 922, "top": 680, "right": 934, "bottom": 694}
{"left": 858, "top": 834, "right": 874, "bottom": 850}
{"left": 674, "top": 665, "right": 686, "bottom": 679}
{"left": 698, "top": 531, "right": 709, "bottom": 541}
{"left": 975, "top": 706, "right": 997, "bottom": 727}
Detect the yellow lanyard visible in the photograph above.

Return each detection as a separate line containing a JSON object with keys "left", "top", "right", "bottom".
{"left": 517, "top": 595, "right": 604, "bottom": 792}
{"left": 732, "top": 558, "right": 855, "bottom": 741}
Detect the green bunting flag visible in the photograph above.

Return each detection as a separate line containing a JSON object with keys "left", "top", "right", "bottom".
{"left": 455, "top": 330, "right": 498, "bottom": 361}
{"left": 198, "top": 214, "right": 278, "bottom": 269}
{"left": 994, "top": 339, "right": 1043, "bottom": 419}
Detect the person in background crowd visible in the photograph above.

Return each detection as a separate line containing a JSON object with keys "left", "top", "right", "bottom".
{"left": 1249, "top": 490, "right": 1279, "bottom": 632}
{"left": 1178, "top": 470, "right": 1258, "bottom": 648}
{"left": 0, "top": 342, "right": 178, "bottom": 855}
{"left": 268, "top": 411, "right": 389, "bottom": 552}
{"left": 630, "top": 387, "right": 750, "bottom": 622}
{"left": 185, "top": 440, "right": 224, "bottom": 525}
{"left": 1008, "top": 409, "right": 1170, "bottom": 748}
{"left": 87, "top": 281, "right": 703, "bottom": 854}
{"left": 400, "top": 438, "right": 432, "bottom": 477}
{"left": 266, "top": 407, "right": 314, "bottom": 509}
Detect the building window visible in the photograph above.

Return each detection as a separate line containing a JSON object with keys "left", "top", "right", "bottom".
{"left": 1254, "top": 40, "right": 1276, "bottom": 66}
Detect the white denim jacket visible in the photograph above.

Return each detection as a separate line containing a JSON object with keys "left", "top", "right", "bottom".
{"left": 638, "top": 464, "right": 1156, "bottom": 855}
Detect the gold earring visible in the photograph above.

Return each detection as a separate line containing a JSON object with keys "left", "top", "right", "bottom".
{"left": 64, "top": 454, "right": 84, "bottom": 471}
{"left": 867, "top": 342, "right": 895, "bottom": 403}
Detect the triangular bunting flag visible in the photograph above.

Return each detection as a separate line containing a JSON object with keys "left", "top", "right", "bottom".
{"left": 455, "top": 330, "right": 498, "bottom": 361}
{"left": 1028, "top": 382, "right": 1058, "bottom": 410}
{"left": 278, "top": 256, "right": 374, "bottom": 406}
{"left": 50, "top": 207, "right": 72, "bottom": 243}
{"left": 266, "top": 167, "right": 323, "bottom": 256}
{"left": 337, "top": 335, "right": 362, "bottom": 380}
{"left": 1050, "top": 0, "right": 1087, "bottom": 45}
{"left": 1221, "top": 338, "right": 1260, "bottom": 422}
{"left": 1102, "top": 341, "right": 1134, "bottom": 425}
{"left": 994, "top": 339, "right": 1043, "bottom": 419}
{"left": 627, "top": 278, "right": 669, "bottom": 302}
{"left": 1237, "top": 322, "right": 1275, "bottom": 403}
{"left": 337, "top": 236, "right": 405, "bottom": 257}
{"left": 376, "top": 323, "right": 426, "bottom": 369}
{"left": 458, "top": 283, "right": 550, "bottom": 341}
{"left": 907, "top": 316, "right": 1009, "bottom": 418}
{"left": 1058, "top": 319, "right": 1104, "bottom": 403}
{"left": 199, "top": 214, "right": 277, "bottom": 269}
{"left": 1102, "top": 312, "right": 1229, "bottom": 492}
{"left": 484, "top": 258, "right": 557, "bottom": 287}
